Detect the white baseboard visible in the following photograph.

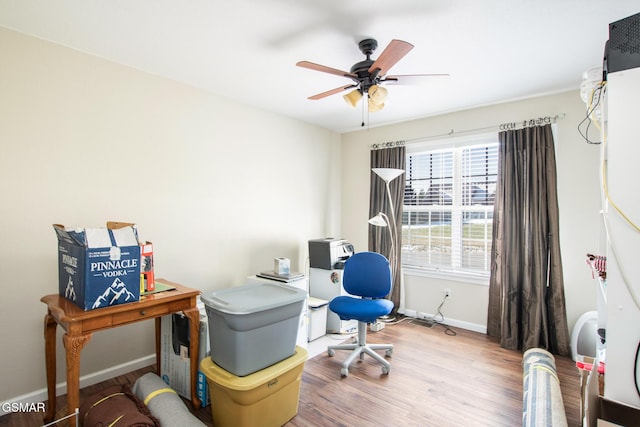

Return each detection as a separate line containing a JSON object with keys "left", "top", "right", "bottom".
{"left": 0, "top": 354, "right": 155, "bottom": 416}
{"left": 401, "top": 309, "right": 487, "bottom": 334}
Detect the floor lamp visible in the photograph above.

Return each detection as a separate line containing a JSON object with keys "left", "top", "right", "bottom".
{"left": 369, "top": 167, "right": 405, "bottom": 321}
{"left": 368, "top": 212, "right": 396, "bottom": 274}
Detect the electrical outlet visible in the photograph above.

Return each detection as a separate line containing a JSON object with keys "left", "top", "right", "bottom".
{"left": 444, "top": 288, "right": 451, "bottom": 298}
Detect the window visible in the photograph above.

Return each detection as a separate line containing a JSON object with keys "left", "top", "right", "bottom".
{"left": 402, "top": 135, "right": 498, "bottom": 278}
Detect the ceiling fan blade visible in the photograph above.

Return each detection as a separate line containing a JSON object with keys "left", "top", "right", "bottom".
{"left": 368, "top": 39, "right": 414, "bottom": 76}
{"left": 383, "top": 74, "right": 450, "bottom": 85}
{"left": 296, "top": 61, "right": 357, "bottom": 79}
{"left": 308, "top": 84, "right": 358, "bottom": 100}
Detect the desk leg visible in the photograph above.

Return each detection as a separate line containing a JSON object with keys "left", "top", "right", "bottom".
{"left": 43, "top": 314, "right": 57, "bottom": 423}
{"left": 183, "top": 307, "right": 201, "bottom": 409}
{"left": 155, "top": 317, "right": 161, "bottom": 377}
{"left": 63, "top": 332, "right": 92, "bottom": 427}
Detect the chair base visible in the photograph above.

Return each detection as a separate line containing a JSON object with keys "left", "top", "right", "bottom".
{"left": 327, "top": 321, "right": 393, "bottom": 377}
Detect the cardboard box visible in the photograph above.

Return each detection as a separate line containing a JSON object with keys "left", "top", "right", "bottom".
{"left": 160, "top": 311, "right": 210, "bottom": 407}
{"left": 53, "top": 222, "right": 141, "bottom": 310}
{"left": 140, "top": 241, "right": 155, "bottom": 292}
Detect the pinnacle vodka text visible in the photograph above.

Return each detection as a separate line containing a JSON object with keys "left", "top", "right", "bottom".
{"left": 62, "top": 254, "right": 78, "bottom": 268}
{"left": 90, "top": 258, "right": 138, "bottom": 277}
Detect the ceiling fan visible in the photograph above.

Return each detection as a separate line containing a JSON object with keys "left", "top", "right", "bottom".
{"left": 296, "top": 38, "right": 448, "bottom": 112}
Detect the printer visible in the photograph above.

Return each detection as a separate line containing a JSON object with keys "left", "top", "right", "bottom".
{"left": 308, "top": 238, "right": 354, "bottom": 270}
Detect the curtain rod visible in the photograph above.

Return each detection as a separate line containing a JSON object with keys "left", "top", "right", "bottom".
{"left": 369, "top": 113, "right": 566, "bottom": 149}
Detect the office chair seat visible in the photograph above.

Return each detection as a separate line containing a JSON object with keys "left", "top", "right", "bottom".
{"left": 330, "top": 296, "right": 393, "bottom": 324}
{"left": 327, "top": 251, "right": 394, "bottom": 377}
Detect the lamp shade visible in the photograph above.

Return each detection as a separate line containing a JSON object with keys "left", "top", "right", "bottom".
{"left": 372, "top": 168, "right": 405, "bottom": 183}
{"left": 343, "top": 89, "right": 362, "bottom": 108}
{"left": 368, "top": 98, "right": 385, "bottom": 112}
{"left": 368, "top": 213, "right": 389, "bottom": 227}
{"left": 368, "top": 85, "right": 388, "bottom": 104}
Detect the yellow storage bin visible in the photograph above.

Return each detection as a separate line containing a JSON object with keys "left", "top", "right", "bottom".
{"left": 200, "top": 346, "right": 308, "bottom": 427}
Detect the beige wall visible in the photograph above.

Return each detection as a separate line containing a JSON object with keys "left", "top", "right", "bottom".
{"left": 340, "top": 90, "right": 602, "bottom": 334}
{"left": 0, "top": 27, "right": 340, "bottom": 403}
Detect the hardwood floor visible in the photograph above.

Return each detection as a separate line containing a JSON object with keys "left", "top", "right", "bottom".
{"left": 0, "top": 318, "right": 581, "bottom": 427}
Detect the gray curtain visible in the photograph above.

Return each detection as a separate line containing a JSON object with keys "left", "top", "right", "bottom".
{"left": 369, "top": 146, "right": 406, "bottom": 312}
{"left": 487, "top": 124, "right": 570, "bottom": 356}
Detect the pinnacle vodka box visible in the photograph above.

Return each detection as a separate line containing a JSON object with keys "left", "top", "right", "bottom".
{"left": 53, "top": 222, "right": 141, "bottom": 310}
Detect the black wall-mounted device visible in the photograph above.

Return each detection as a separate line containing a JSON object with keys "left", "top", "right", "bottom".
{"left": 604, "top": 12, "right": 640, "bottom": 77}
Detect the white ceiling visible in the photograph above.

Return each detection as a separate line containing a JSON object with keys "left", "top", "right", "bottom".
{"left": 0, "top": 0, "right": 637, "bottom": 133}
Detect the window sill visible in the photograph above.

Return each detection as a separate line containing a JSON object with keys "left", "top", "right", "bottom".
{"left": 402, "top": 266, "right": 490, "bottom": 286}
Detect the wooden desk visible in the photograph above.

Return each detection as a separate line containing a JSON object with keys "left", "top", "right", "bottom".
{"left": 41, "top": 278, "right": 201, "bottom": 427}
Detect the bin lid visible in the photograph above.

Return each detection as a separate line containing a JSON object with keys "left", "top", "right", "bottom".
{"left": 308, "top": 297, "right": 328, "bottom": 308}
{"left": 200, "top": 346, "right": 308, "bottom": 390}
{"left": 201, "top": 282, "right": 307, "bottom": 315}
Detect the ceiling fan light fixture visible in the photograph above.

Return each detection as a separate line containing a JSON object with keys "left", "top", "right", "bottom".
{"left": 368, "top": 84, "right": 388, "bottom": 104}
{"left": 368, "top": 98, "right": 385, "bottom": 112}
{"left": 368, "top": 85, "right": 387, "bottom": 112}
{"left": 343, "top": 89, "right": 363, "bottom": 108}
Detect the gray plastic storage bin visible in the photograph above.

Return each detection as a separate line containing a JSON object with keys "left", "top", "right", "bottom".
{"left": 201, "top": 282, "right": 307, "bottom": 376}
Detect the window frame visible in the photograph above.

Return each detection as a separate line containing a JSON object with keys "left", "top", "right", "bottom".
{"left": 401, "top": 133, "right": 498, "bottom": 284}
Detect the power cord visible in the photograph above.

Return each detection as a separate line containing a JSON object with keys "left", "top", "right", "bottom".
{"left": 408, "top": 295, "right": 457, "bottom": 336}
{"left": 578, "top": 81, "right": 606, "bottom": 144}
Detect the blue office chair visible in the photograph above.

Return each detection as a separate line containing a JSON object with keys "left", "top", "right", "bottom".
{"left": 327, "top": 251, "right": 394, "bottom": 377}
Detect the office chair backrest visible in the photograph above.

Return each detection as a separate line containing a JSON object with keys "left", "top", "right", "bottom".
{"left": 342, "top": 252, "right": 392, "bottom": 298}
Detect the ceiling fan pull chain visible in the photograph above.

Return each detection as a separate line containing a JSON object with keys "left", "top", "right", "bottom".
{"left": 361, "top": 93, "right": 366, "bottom": 127}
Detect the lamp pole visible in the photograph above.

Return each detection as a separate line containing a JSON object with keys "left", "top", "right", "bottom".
{"left": 372, "top": 168, "right": 404, "bottom": 271}
{"left": 369, "top": 212, "right": 396, "bottom": 275}
{"left": 384, "top": 183, "right": 398, "bottom": 273}
{"left": 370, "top": 168, "right": 405, "bottom": 318}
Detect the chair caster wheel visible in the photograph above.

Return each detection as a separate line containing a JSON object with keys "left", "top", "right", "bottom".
{"left": 385, "top": 349, "right": 393, "bottom": 357}
{"left": 328, "top": 349, "right": 335, "bottom": 357}
{"left": 341, "top": 368, "right": 349, "bottom": 377}
{"left": 359, "top": 352, "right": 365, "bottom": 360}
{"left": 382, "top": 366, "right": 390, "bottom": 375}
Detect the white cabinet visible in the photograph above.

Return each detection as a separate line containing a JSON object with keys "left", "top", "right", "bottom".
{"left": 602, "top": 66, "right": 640, "bottom": 408}
{"left": 309, "top": 268, "right": 357, "bottom": 334}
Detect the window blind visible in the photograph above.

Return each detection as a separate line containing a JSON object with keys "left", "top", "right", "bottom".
{"left": 403, "top": 140, "right": 498, "bottom": 275}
